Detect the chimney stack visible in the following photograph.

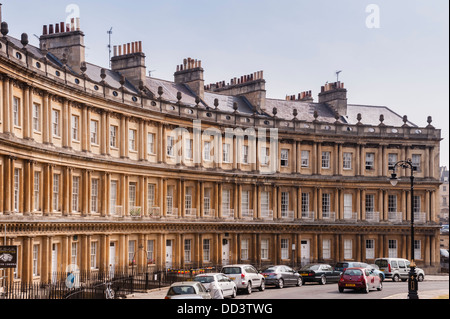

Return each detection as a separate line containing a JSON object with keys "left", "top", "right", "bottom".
{"left": 174, "top": 57, "right": 205, "bottom": 100}
{"left": 110, "top": 41, "right": 146, "bottom": 87}
{"left": 318, "top": 81, "right": 348, "bottom": 116}
{"left": 39, "top": 18, "right": 85, "bottom": 74}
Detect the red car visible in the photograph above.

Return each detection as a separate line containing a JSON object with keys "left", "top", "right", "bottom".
{"left": 338, "top": 267, "right": 383, "bottom": 293}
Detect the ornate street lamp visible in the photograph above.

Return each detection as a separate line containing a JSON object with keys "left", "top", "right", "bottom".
{"left": 389, "top": 159, "right": 419, "bottom": 299}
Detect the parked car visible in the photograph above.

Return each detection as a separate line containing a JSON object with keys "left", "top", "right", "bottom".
{"left": 260, "top": 265, "right": 302, "bottom": 288}
{"left": 375, "top": 258, "right": 425, "bottom": 282}
{"left": 194, "top": 273, "right": 237, "bottom": 298}
{"left": 338, "top": 267, "right": 383, "bottom": 293}
{"left": 334, "top": 261, "right": 385, "bottom": 282}
{"left": 298, "top": 264, "right": 342, "bottom": 285}
{"left": 221, "top": 264, "right": 265, "bottom": 294}
{"left": 165, "top": 281, "right": 212, "bottom": 299}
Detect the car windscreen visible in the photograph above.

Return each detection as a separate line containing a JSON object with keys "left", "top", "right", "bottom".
{"left": 167, "top": 286, "right": 196, "bottom": 295}
{"left": 375, "top": 259, "right": 388, "bottom": 268}
{"left": 222, "top": 267, "right": 241, "bottom": 274}
{"left": 335, "top": 263, "right": 349, "bottom": 268}
{"left": 300, "top": 264, "right": 320, "bottom": 271}
{"left": 194, "top": 276, "right": 214, "bottom": 283}
{"left": 344, "top": 269, "right": 363, "bottom": 276}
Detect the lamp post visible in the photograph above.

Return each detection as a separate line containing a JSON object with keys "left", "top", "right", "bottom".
{"left": 389, "top": 159, "right": 419, "bottom": 299}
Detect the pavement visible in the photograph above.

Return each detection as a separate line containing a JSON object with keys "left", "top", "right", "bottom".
{"left": 124, "top": 275, "right": 449, "bottom": 300}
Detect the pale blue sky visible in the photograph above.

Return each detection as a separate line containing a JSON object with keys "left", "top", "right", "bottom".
{"left": 2, "top": 0, "right": 448, "bottom": 167}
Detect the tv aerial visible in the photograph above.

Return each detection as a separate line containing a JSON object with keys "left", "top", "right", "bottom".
{"left": 336, "top": 70, "right": 342, "bottom": 82}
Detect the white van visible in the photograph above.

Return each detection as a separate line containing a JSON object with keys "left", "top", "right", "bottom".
{"left": 374, "top": 258, "right": 425, "bottom": 282}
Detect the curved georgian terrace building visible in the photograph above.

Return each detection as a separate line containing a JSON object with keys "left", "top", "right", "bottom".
{"left": 0, "top": 16, "right": 442, "bottom": 284}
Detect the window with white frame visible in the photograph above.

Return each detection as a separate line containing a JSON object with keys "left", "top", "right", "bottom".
{"left": 184, "top": 239, "right": 192, "bottom": 262}
{"left": 261, "top": 191, "right": 269, "bottom": 214}
{"left": 71, "top": 115, "right": 79, "bottom": 141}
{"left": 281, "top": 149, "right": 289, "bottom": 167}
{"left": 412, "top": 154, "right": 421, "bottom": 172}
{"left": 13, "top": 97, "right": 20, "bottom": 127}
{"left": 147, "top": 133, "right": 155, "bottom": 154}
{"left": 343, "top": 194, "right": 352, "bottom": 219}
{"left": 322, "top": 151, "right": 330, "bottom": 169}
{"left": 90, "top": 120, "right": 99, "bottom": 145}
{"left": 53, "top": 174, "right": 60, "bottom": 211}
{"left": 72, "top": 176, "right": 80, "bottom": 212}
{"left": 129, "top": 129, "right": 136, "bottom": 151}
{"left": 281, "top": 192, "right": 289, "bottom": 217}
{"left": 147, "top": 240, "right": 155, "bottom": 264}
{"left": 365, "top": 152, "right": 375, "bottom": 170}
{"left": 261, "top": 147, "right": 269, "bottom": 165}
{"left": 129, "top": 182, "right": 137, "bottom": 210}
{"left": 128, "top": 240, "right": 136, "bottom": 265}
{"left": 241, "top": 190, "right": 250, "bottom": 213}
{"left": 167, "top": 185, "right": 174, "bottom": 214}
{"left": 241, "top": 239, "right": 249, "bottom": 260}
{"left": 147, "top": 184, "right": 155, "bottom": 208}
{"left": 261, "top": 239, "right": 269, "bottom": 260}
{"left": 33, "top": 103, "right": 41, "bottom": 132}
{"left": 90, "top": 242, "right": 98, "bottom": 269}
{"left": 223, "top": 143, "right": 231, "bottom": 163}
{"left": 14, "top": 168, "right": 20, "bottom": 212}
{"left": 301, "top": 193, "right": 310, "bottom": 215}
{"left": 388, "top": 195, "right": 397, "bottom": 212}
{"left": 204, "top": 188, "right": 211, "bottom": 215}
{"left": 110, "top": 125, "right": 118, "bottom": 148}
{"left": 365, "top": 239, "right": 375, "bottom": 259}
{"left": 32, "top": 244, "right": 39, "bottom": 276}
{"left": 365, "top": 194, "right": 375, "bottom": 212}
{"left": 203, "top": 141, "right": 211, "bottom": 161}
{"left": 185, "top": 187, "right": 193, "bottom": 212}
{"left": 167, "top": 136, "right": 174, "bottom": 156}
{"left": 203, "top": 239, "right": 210, "bottom": 262}
{"left": 91, "top": 179, "right": 99, "bottom": 213}
{"left": 388, "top": 239, "right": 397, "bottom": 258}
{"left": 322, "top": 193, "right": 330, "bottom": 216}
{"left": 281, "top": 239, "right": 289, "bottom": 259}
{"left": 34, "top": 171, "right": 40, "bottom": 211}
{"left": 301, "top": 150, "right": 310, "bottom": 167}
{"left": 414, "top": 240, "right": 421, "bottom": 260}
{"left": 388, "top": 153, "right": 398, "bottom": 170}
{"left": 222, "top": 189, "right": 230, "bottom": 211}
{"left": 185, "top": 138, "right": 193, "bottom": 160}
{"left": 110, "top": 180, "right": 118, "bottom": 215}
{"left": 343, "top": 152, "right": 352, "bottom": 169}
{"left": 322, "top": 239, "right": 331, "bottom": 259}
{"left": 71, "top": 242, "right": 78, "bottom": 265}
{"left": 413, "top": 195, "right": 421, "bottom": 213}
{"left": 52, "top": 109, "right": 60, "bottom": 137}
{"left": 344, "top": 239, "right": 352, "bottom": 259}
{"left": 242, "top": 145, "right": 249, "bottom": 164}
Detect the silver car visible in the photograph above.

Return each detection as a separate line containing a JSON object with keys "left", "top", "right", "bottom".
{"left": 375, "top": 258, "right": 425, "bottom": 282}
{"left": 221, "top": 264, "right": 265, "bottom": 294}
{"left": 165, "top": 281, "right": 212, "bottom": 299}
{"left": 194, "top": 273, "right": 237, "bottom": 298}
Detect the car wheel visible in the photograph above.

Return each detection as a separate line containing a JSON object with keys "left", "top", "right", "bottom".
{"left": 259, "top": 280, "right": 265, "bottom": 291}
{"left": 296, "top": 277, "right": 302, "bottom": 287}
{"left": 364, "top": 283, "right": 370, "bottom": 294}
{"left": 392, "top": 274, "right": 400, "bottom": 282}
{"left": 319, "top": 275, "right": 326, "bottom": 285}
{"left": 231, "top": 288, "right": 237, "bottom": 298}
{"left": 377, "top": 281, "right": 383, "bottom": 291}
{"left": 417, "top": 274, "right": 424, "bottom": 282}
{"left": 277, "top": 278, "right": 284, "bottom": 289}
{"left": 379, "top": 274, "right": 384, "bottom": 282}
{"left": 338, "top": 286, "right": 344, "bottom": 293}
{"left": 246, "top": 282, "right": 252, "bottom": 294}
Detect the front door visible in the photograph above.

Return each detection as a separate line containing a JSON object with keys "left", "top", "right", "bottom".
{"left": 222, "top": 239, "right": 230, "bottom": 266}
{"left": 166, "top": 240, "right": 173, "bottom": 269}
{"left": 300, "top": 240, "right": 310, "bottom": 266}
{"left": 109, "top": 242, "right": 116, "bottom": 276}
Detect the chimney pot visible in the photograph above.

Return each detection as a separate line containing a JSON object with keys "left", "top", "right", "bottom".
{"left": 43, "top": 25, "right": 48, "bottom": 35}
{"left": 49, "top": 24, "right": 54, "bottom": 34}
{"left": 55, "top": 23, "right": 60, "bottom": 33}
